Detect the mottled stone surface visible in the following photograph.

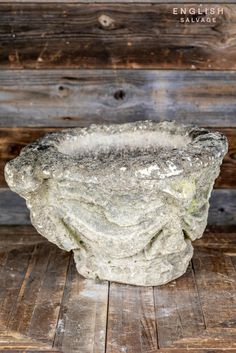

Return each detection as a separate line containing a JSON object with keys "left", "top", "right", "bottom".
{"left": 5, "top": 121, "right": 227, "bottom": 286}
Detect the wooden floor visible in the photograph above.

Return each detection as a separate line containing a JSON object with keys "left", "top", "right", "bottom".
{"left": 0, "top": 226, "right": 236, "bottom": 353}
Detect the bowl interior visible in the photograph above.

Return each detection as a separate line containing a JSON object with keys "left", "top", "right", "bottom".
{"left": 58, "top": 129, "right": 192, "bottom": 158}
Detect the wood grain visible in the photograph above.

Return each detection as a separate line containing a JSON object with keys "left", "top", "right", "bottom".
{"left": 192, "top": 248, "right": 236, "bottom": 330}
{"left": 54, "top": 257, "right": 108, "bottom": 353}
{"left": 4, "top": 350, "right": 235, "bottom": 353}
{"left": 28, "top": 247, "right": 70, "bottom": 343}
{"left": 154, "top": 265, "right": 205, "bottom": 348}
{"left": 0, "top": 227, "right": 108, "bottom": 353}
{"left": 1, "top": 345, "right": 60, "bottom": 353}
{"left": 3, "top": 240, "right": 69, "bottom": 345}
{"left": 0, "top": 4, "right": 235, "bottom": 69}
{"left": 0, "top": 70, "right": 236, "bottom": 127}
{"left": 194, "top": 228, "right": 236, "bottom": 255}
{"left": 3, "top": 349, "right": 234, "bottom": 353}
{"left": 7, "top": 243, "right": 53, "bottom": 336}
{"left": 0, "top": 225, "right": 46, "bottom": 252}
{"left": 0, "top": 225, "right": 236, "bottom": 351}
{"left": 0, "top": 126, "right": 235, "bottom": 188}
{"left": 0, "top": 245, "right": 33, "bottom": 333}
{"left": 106, "top": 282, "right": 158, "bottom": 353}
{"left": 158, "top": 350, "right": 236, "bottom": 353}
{"left": 3, "top": 0, "right": 236, "bottom": 3}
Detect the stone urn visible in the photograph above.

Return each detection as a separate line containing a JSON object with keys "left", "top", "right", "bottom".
{"left": 5, "top": 121, "right": 227, "bottom": 286}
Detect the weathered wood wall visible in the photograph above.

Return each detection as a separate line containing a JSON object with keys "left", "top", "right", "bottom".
{"left": 0, "top": 3, "right": 235, "bottom": 225}
{"left": 0, "top": 70, "right": 236, "bottom": 127}
{"left": 0, "top": 4, "right": 236, "bottom": 70}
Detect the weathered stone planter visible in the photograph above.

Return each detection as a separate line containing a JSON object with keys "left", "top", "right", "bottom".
{"left": 5, "top": 121, "right": 227, "bottom": 286}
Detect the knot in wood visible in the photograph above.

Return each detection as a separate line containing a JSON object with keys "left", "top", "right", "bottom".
{"left": 98, "top": 14, "right": 115, "bottom": 29}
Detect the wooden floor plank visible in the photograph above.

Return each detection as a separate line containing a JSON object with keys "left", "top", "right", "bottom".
{"left": 54, "top": 257, "right": 108, "bottom": 353}
{"left": 1, "top": 225, "right": 236, "bottom": 351}
{"left": 0, "top": 351, "right": 60, "bottom": 353}
{"left": 154, "top": 264, "right": 205, "bottom": 348}
{"left": 0, "top": 245, "right": 34, "bottom": 334}
{"left": 0, "top": 333, "right": 52, "bottom": 350}
{"left": 173, "top": 332, "right": 236, "bottom": 349}
{"left": 158, "top": 347, "right": 236, "bottom": 353}
{"left": 192, "top": 248, "right": 236, "bottom": 330}
{"left": 7, "top": 243, "right": 53, "bottom": 336}
{"left": 106, "top": 282, "right": 158, "bottom": 353}
{"left": 28, "top": 247, "right": 70, "bottom": 344}
{"left": 4, "top": 350, "right": 235, "bottom": 353}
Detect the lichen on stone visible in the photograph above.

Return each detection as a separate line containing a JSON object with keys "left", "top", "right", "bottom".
{"left": 4, "top": 121, "right": 228, "bottom": 286}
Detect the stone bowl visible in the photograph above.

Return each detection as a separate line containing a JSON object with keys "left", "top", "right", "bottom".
{"left": 5, "top": 121, "right": 227, "bottom": 286}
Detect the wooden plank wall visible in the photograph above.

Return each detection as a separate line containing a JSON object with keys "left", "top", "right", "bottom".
{"left": 1, "top": 4, "right": 236, "bottom": 70}
{"left": 0, "top": 2, "right": 236, "bottom": 225}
